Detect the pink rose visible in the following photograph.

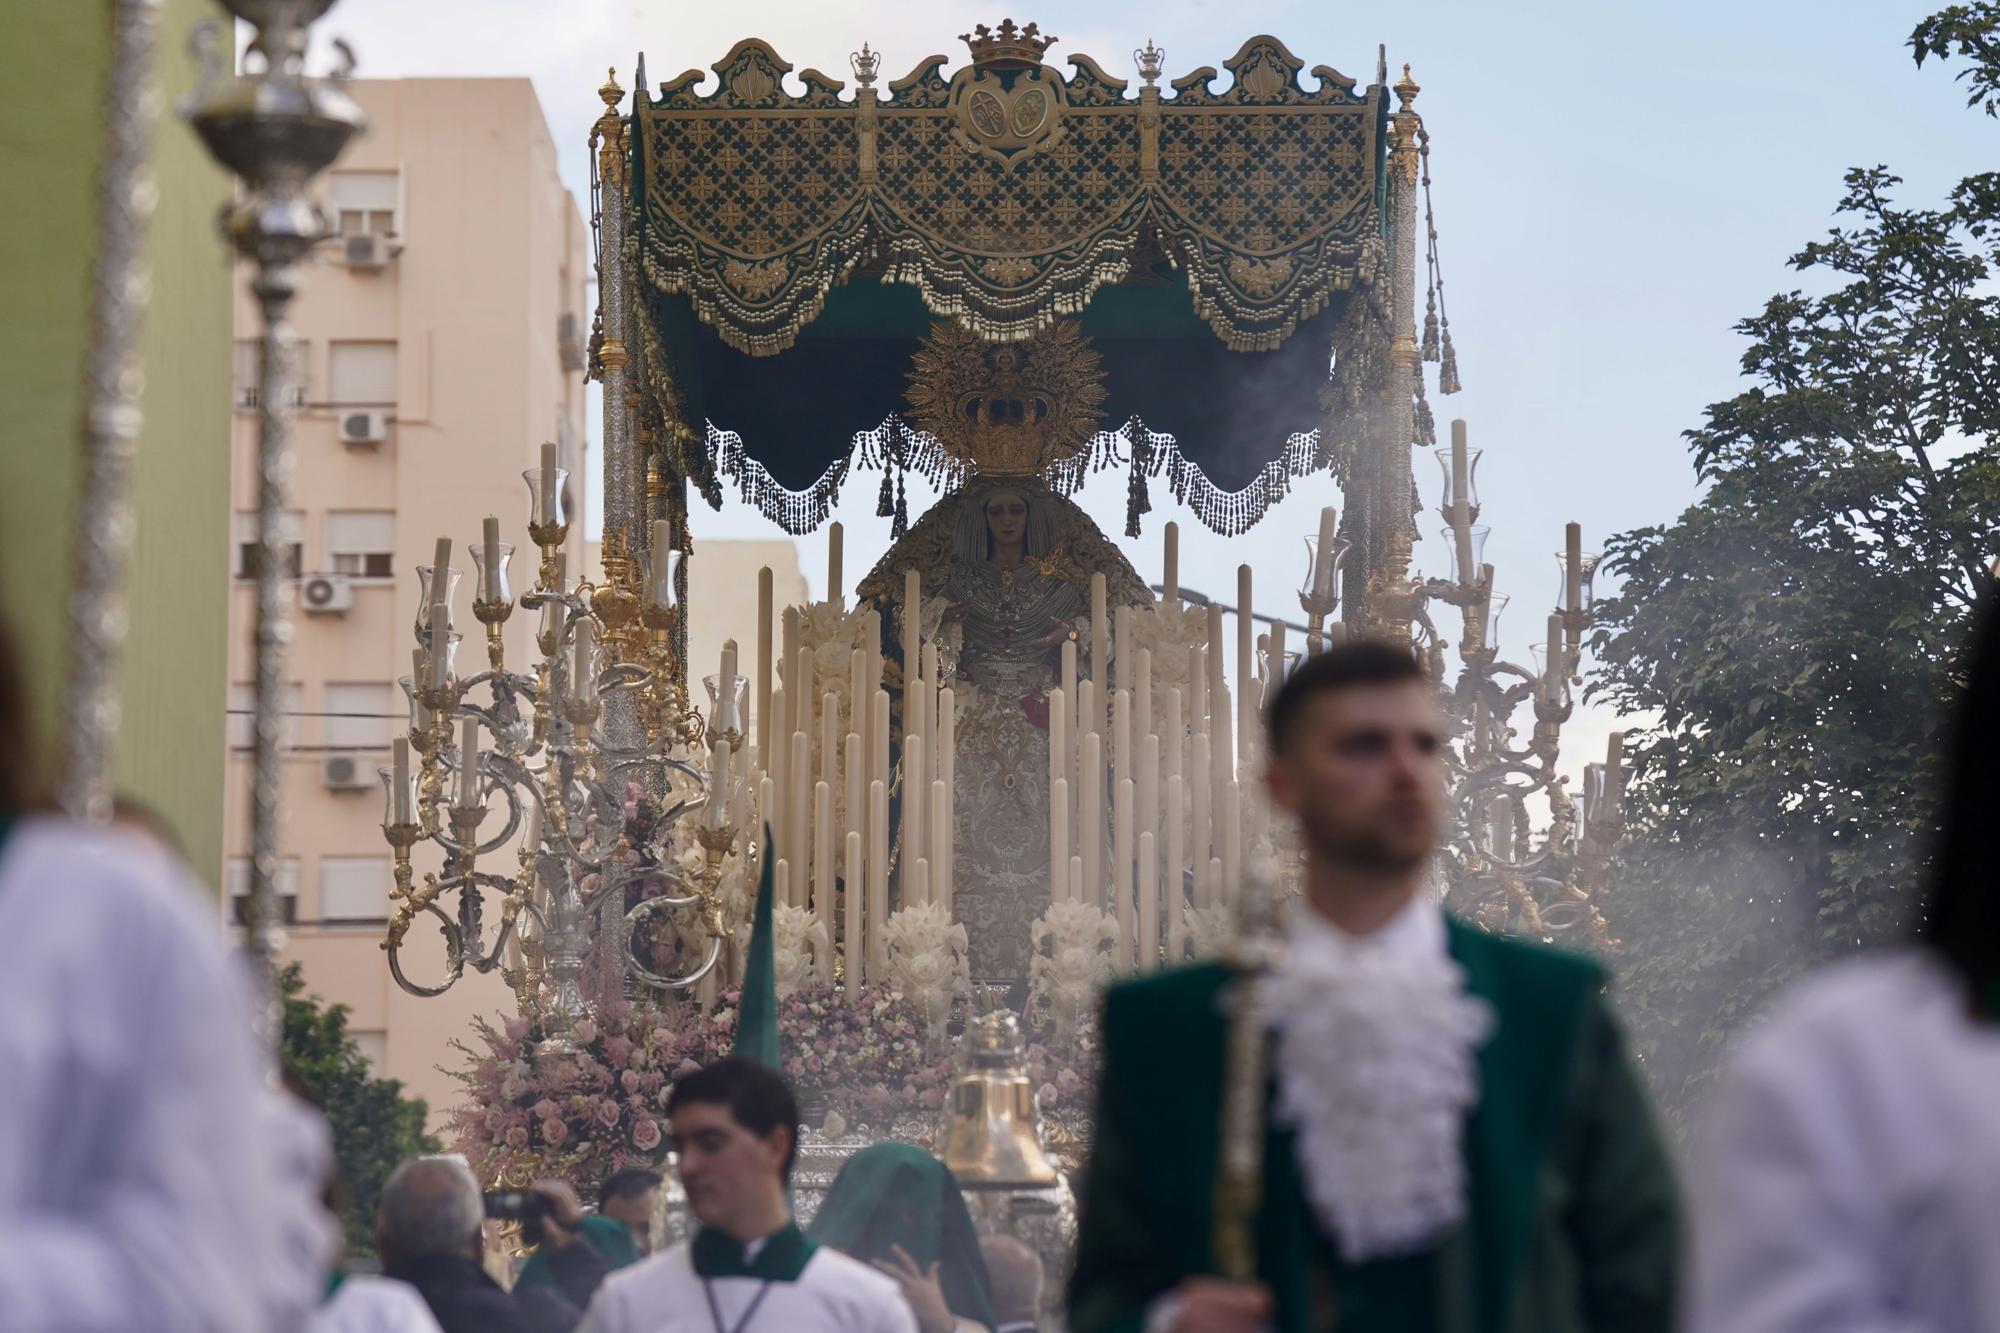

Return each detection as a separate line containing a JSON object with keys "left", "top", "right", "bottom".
{"left": 505, "top": 1125, "right": 529, "bottom": 1150}
{"left": 533, "top": 1099, "right": 558, "bottom": 1122}
{"left": 596, "top": 1100, "right": 622, "bottom": 1129}
{"left": 541, "top": 1119, "right": 567, "bottom": 1146}
{"left": 622, "top": 1069, "right": 642, "bottom": 1096}
{"left": 483, "top": 1110, "right": 503, "bottom": 1132}
{"left": 604, "top": 1036, "right": 633, "bottom": 1067}
{"left": 674, "top": 1058, "right": 701, "bottom": 1078}
{"left": 572, "top": 1019, "right": 599, "bottom": 1045}
{"left": 632, "top": 1117, "right": 662, "bottom": 1151}
{"left": 505, "top": 1018, "right": 531, "bottom": 1042}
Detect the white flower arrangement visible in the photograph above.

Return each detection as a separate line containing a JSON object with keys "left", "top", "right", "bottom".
{"left": 1029, "top": 900, "right": 1121, "bottom": 1034}
{"left": 1182, "top": 902, "right": 1237, "bottom": 961}
{"left": 880, "top": 902, "right": 971, "bottom": 1038}
{"left": 1122, "top": 598, "right": 1211, "bottom": 688}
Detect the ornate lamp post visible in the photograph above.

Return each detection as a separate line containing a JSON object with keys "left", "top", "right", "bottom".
{"left": 184, "top": 0, "right": 364, "bottom": 990}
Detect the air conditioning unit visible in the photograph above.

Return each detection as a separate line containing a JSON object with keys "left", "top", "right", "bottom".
{"left": 339, "top": 410, "right": 389, "bottom": 446}
{"left": 322, "top": 753, "right": 374, "bottom": 791}
{"left": 300, "top": 574, "right": 353, "bottom": 614}
{"left": 342, "top": 232, "right": 390, "bottom": 269}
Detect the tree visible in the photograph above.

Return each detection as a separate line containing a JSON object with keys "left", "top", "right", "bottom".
{"left": 279, "top": 963, "right": 440, "bottom": 1255}
{"left": 1587, "top": 7, "right": 2000, "bottom": 1117}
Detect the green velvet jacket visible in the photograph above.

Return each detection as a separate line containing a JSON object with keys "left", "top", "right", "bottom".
{"left": 1066, "top": 918, "right": 1680, "bottom": 1333}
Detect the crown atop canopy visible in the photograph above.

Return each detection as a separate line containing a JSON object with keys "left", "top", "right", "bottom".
{"left": 960, "top": 19, "right": 1057, "bottom": 70}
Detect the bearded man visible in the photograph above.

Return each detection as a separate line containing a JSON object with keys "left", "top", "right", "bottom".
{"left": 1067, "top": 640, "right": 1679, "bottom": 1333}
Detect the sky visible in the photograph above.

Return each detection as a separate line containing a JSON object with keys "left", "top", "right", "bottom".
{"left": 304, "top": 0, "right": 1992, "bottom": 784}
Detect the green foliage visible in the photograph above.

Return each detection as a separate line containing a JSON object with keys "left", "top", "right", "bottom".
{"left": 279, "top": 963, "right": 440, "bottom": 1256}
{"left": 1588, "top": 9, "right": 2000, "bottom": 1119}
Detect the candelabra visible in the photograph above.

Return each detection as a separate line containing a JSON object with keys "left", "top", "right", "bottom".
{"left": 378, "top": 453, "right": 745, "bottom": 1046}
{"left": 1408, "top": 419, "right": 1623, "bottom": 947}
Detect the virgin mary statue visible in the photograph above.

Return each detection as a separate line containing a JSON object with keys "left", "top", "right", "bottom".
{"left": 860, "top": 474, "right": 1150, "bottom": 982}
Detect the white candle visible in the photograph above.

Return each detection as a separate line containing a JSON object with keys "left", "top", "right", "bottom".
{"left": 391, "top": 737, "right": 413, "bottom": 825}
{"left": 1135, "top": 647, "right": 1153, "bottom": 747}
{"left": 1313, "top": 506, "right": 1338, "bottom": 598}
{"left": 870, "top": 688, "right": 890, "bottom": 827}
{"left": 814, "top": 781, "right": 833, "bottom": 972}
{"left": 845, "top": 829, "right": 865, "bottom": 994}
{"left": 757, "top": 568, "right": 774, "bottom": 768}
{"left": 1050, "top": 776, "right": 1069, "bottom": 906}
{"left": 849, "top": 649, "right": 868, "bottom": 741}
{"left": 758, "top": 776, "right": 776, "bottom": 860}
{"left": 1115, "top": 606, "right": 1133, "bottom": 694}
{"left": 1113, "top": 689, "right": 1132, "bottom": 792}
{"left": 719, "top": 640, "right": 740, "bottom": 733}
{"left": 827, "top": 520, "right": 845, "bottom": 607}
{"left": 481, "top": 516, "right": 501, "bottom": 593}
{"left": 775, "top": 860, "right": 790, "bottom": 917}
{"left": 844, "top": 732, "right": 864, "bottom": 896}
{"left": 1081, "top": 731, "right": 1103, "bottom": 909}
{"left": 1091, "top": 573, "right": 1109, "bottom": 690}
{"left": 1138, "top": 830, "right": 1158, "bottom": 972}
{"left": 572, "top": 617, "right": 597, "bottom": 707}
{"left": 707, "top": 739, "right": 732, "bottom": 829}
{"left": 1452, "top": 420, "right": 1475, "bottom": 587}
{"left": 1223, "top": 780, "right": 1243, "bottom": 906}
{"left": 538, "top": 443, "right": 558, "bottom": 526}
{"left": 1139, "top": 732, "right": 1160, "bottom": 877}
{"left": 1267, "top": 620, "right": 1288, "bottom": 709}
{"left": 1237, "top": 565, "right": 1254, "bottom": 771}
{"left": 1206, "top": 857, "right": 1224, "bottom": 915}
{"left": 903, "top": 746, "right": 926, "bottom": 906}
{"left": 1190, "top": 733, "right": 1212, "bottom": 907}
{"left": 1162, "top": 521, "right": 1180, "bottom": 604}
{"left": 1047, "top": 687, "right": 1067, "bottom": 862}
{"left": 426, "top": 601, "right": 449, "bottom": 690}
{"left": 790, "top": 730, "right": 810, "bottom": 904}
{"left": 1545, "top": 614, "right": 1565, "bottom": 702}
{"left": 1565, "top": 521, "right": 1584, "bottom": 615}
{"left": 912, "top": 857, "right": 931, "bottom": 910}
{"left": 936, "top": 687, "right": 955, "bottom": 905}
{"left": 1060, "top": 638, "right": 1078, "bottom": 734}
{"left": 821, "top": 690, "right": 840, "bottom": 810}
{"left": 930, "top": 778, "right": 950, "bottom": 914}
{"left": 1191, "top": 645, "right": 1208, "bottom": 737}
{"left": 1069, "top": 855, "right": 1084, "bottom": 905}
{"left": 648, "top": 519, "right": 672, "bottom": 611}
{"left": 867, "top": 780, "right": 889, "bottom": 976}
{"left": 1114, "top": 775, "right": 1135, "bottom": 967}
{"left": 456, "top": 717, "right": 480, "bottom": 810}
{"left": 1165, "top": 774, "right": 1185, "bottom": 960}
{"left": 1165, "top": 687, "right": 1185, "bottom": 789}
{"left": 902, "top": 569, "right": 922, "bottom": 692}
{"left": 1213, "top": 681, "right": 1234, "bottom": 790}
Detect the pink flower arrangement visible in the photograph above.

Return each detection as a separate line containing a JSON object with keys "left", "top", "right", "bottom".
{"left": 632, "top": 1118, "right": 662, "bottom": 1151}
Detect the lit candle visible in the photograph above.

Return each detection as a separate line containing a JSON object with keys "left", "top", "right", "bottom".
{"left": 571, "top": 617, "right": 597, "bottom": 707}
{"left": 845, "top": 829, "right": 864, "bottom": 994}
{"left": 1165, "top": 774, "right": 1185, "bottom": 960}
{"left": 1138, "top": 830, "right": 1158, "bottom": 972}
{"left": 538, "top": 443, "right": 558, "bottom": 526}
{"left": 1162, "top": 521, "right": 1180, "bottom": 604}
{"left": 456, "top": 717, "right": 481, "bottom": 810}
{"left": 1312, "top": 506, "right": 1338, "bottom": 598}
{"left": 391, "top": 736, "right": 413, "bottom": 825}
{"left": 827, "top": 521, "right": 844, "bottom": 608}
{"left": 481, "top": 516, "right": 501, "bottom": 594}
{"left": 757, "top": 568, "right": 774, "bottom": 769}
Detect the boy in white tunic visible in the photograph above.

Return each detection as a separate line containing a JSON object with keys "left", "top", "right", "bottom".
{"left": 579, "top": 1059, "right": 917, "bottom": 1333}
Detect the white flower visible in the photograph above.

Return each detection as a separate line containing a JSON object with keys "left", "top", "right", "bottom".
{"left": 1029, "top": 901, "right": 1121, "bottom": 1031}
{"left": 882, "top": 903, "right": 970, "bottom": 1034}
{"left": 1182, "top": 903, "right": 1236, "bottom": 961}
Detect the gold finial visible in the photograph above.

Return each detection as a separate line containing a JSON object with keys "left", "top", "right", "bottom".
{"left": 599, "top": 66, "right": 624, "bottom": 109}
{"left": 1394, "top": 62, "right": 1420, "bottom": 113}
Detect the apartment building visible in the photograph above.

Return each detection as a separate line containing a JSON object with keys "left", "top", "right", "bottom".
{"left": 223, "top": 79, "right": 589, "bottom": 1124}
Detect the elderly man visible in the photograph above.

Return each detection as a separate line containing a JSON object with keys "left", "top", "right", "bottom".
{"left": 379, "top": 1157, "right": 599, "bottom": 1333}
{"left": 982, "top": 1236, "right": 1045, "bottom": 1333}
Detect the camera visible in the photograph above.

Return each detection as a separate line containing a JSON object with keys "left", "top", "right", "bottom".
{"left": 483, "top": 1189, "right": 554, "bottom": 1246}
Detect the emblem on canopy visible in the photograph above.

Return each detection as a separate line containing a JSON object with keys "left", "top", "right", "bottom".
{"left": 952, "top": 19, "right": 1067, "bottom": 168}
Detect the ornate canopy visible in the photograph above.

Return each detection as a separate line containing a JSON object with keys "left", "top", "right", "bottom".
{"left": 619, "top": 27, "right": 1424, "bottom": 537}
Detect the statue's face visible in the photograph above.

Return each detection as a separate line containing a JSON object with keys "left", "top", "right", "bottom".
{"left": 984, "top": 491, "right": 1029, "bottom": 548}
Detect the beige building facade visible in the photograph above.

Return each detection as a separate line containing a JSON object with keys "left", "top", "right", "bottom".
{"left": 224, "top": 79, "right": 590, "bottom": 1124}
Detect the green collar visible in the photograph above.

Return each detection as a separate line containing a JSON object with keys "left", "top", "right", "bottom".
{"left": 690, "top": 1222, "right": 817, "bottom": 1282}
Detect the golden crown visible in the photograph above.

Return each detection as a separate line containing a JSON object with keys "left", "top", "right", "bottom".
{"left": 959, "top": 19, "right": 1057, "bottom": 71}
{"left": 906, "top": 320, "right": 1104, "bottom": 478}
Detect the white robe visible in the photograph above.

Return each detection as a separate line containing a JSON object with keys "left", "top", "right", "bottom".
{"left": 1691, "top": 948, "right": 2000, "bottom": 1333}
{"left": 578, "top": 1237, "right": 919, "bottom": 1333}
{"left": 0, "top": 815, "right": 334, "bottom": 1333}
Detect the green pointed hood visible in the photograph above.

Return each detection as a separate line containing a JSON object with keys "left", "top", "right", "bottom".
{"left": 732, "top": 829, "right": 780, "bottom": 1068}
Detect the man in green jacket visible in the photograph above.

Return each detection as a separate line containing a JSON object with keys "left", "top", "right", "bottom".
{"left": 1067, "top": 641, "right": 1679, "bottom": 1333}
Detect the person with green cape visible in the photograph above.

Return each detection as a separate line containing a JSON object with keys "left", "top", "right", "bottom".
{"left": 810, "top": 1143, "right": 998, "bottom": 1333}
{"left": 1067, "top": 642, "right": 1681, "bottom": 1333}
{"left": 577, "top": 838, "right": 918, "bottom": 1333}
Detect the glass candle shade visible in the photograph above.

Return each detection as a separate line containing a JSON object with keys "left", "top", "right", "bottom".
{"left": 471, "top": 542, "right": 513, "bottom": 607}
{"left": 641, "top": 545, "right": 682, "bottom": 615}
{"left": 1432, "top": 446, "right": 1483, "bottom": 518}
{"left": 1441, "top": 526, "right": 1492, "bottom": 586}
{"left": 1481, "top": 593, "right": 1509, "bottom": 652}
{"left": 414, "top": 565, "right": 462, "bottom": 641}
{"left": 522, "top": 465, "right": 571, "bottom": 532}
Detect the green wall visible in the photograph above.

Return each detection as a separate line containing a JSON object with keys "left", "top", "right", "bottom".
{"left": 0, "top": 0, "right": 232, "bottom": 885}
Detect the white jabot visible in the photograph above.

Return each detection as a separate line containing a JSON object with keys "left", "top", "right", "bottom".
{"left": 0, "top": 816, "right": 334, "bottom": 1333}
{"left": 1691, "top": 949, "right": 2000, "bottom": 1333}
{"left": 1265, "top": 892, "right": 1492, "bottom": 1260}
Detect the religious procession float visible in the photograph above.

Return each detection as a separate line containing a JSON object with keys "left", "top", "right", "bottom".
{"left": 346, "top": 17, "right": 1629, "bottom": 1301}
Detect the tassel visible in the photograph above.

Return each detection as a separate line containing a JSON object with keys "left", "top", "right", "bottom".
{"left": 877, "top": 468, "right": 894, "bottom": 517}
{"left": 1439, "top": 328, "right": 1462, "bottom": 395}
{"left": 1421, "top": 291, "right": 1441, "bottom": 363}
{"left": 892, "top": 467, "right": 908, "bottom": 540}
{"left": 1414, "top": 392, "right": 1436, "bottom": 446}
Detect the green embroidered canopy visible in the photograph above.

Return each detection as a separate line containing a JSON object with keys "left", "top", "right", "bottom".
{"left": 624, "top": 27, "right": 1404, "bottom": 536}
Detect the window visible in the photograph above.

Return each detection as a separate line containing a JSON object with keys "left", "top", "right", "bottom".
{"left": 330, "top": 170, "right": 399, "bottom": 237}
{"left": 319, "top": 856, "right": 392, "bottom": 923}
{"left": 327, "top": 510, "right": 395, "bottom": 579}
{"left": 232, "top": 338, "right": 308, "bottom": 409}
{"left": 225, "top": 857, "right": 300, "bottom": 926}
{"left": 233, "top": 510, "right": 303, "bottom": 580}
{"left": 323, "top": 682, "right": 395, "bottom": 750}
{"left": 226, "top": 682, "right": 303, "bottom": 749}
{"left": 328, "top": 341, "right": 396, "bottom": 406}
